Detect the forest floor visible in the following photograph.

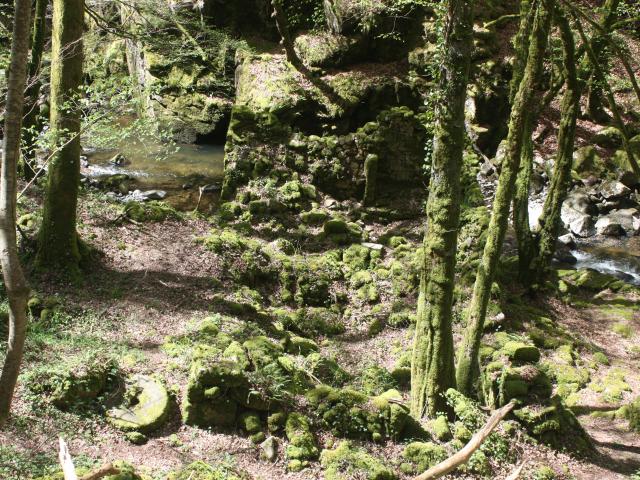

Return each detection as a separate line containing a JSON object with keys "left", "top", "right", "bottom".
{"left": 0, "top": 188, "right": 638, "bottom": 480}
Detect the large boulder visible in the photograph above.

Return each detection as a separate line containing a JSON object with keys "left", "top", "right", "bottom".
{"left": 600, "top": 180, "right": 632, "bottom": 200}
{"left": 107, "top": 375, "right": 170, "bottom": 433}
{"left": 596, "top": 208, "right": 640, "bottom": 236}
{"left": 592, "top": 126, "right": 623, "bottom": 148}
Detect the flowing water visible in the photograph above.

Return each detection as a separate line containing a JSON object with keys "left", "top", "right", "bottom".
{"left": 573, "top": 238, "right": 640, "bottom": 286}
{"left": 84, "top": 143, "right": 225, "bottom": 211}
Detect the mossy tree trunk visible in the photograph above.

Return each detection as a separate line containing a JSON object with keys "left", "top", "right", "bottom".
{"left": 574, "top": 16, "right": 640, "bottom": 178}
{"left": 0, "top": 0, "right": 32, "bottom": 427}
{"left": 20, "top": 0, "right": 49, "bottom": 180}
{"left": 532, "top": 7, "right": 581, "bottom": 283}
{"left": 35, "top": 0, "right": 84, "bottom": 274}
{"left": 584, "top": 0, "right": 620, "bottom": 123}
{"left": 510, "top": 0, "right": 537, "bottom": 282}
{"left": 410, "top": 0, "right": 474, "bottom": 419}
{"left": 455, "top": 0, "right": 552, "bottom": 396}
{"left": 272, "top": 0, "right": 305, "bottom": 72}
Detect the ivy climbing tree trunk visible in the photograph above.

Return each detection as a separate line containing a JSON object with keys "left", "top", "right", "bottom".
{"left": 0, "top": 0, "right": 32, "bottom": 427}
{"left": 410, "top": 0, "right": 474, "bottom": 419}
{"left": 455, "top": 0, "right": 552, "bottom": 396}
{"left": 21, "top": 0, "right": 49, "bottom": 180}
{"left": 532, "top": 6, "right": 581, "bottom": 283}
{"left": 35, "top": 0, "right": 84, "bottom": 274}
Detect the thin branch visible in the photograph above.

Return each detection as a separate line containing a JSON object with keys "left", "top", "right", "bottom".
{"left": 17, "top": 112, "right": 108, "bottom": 199}
{"left": 414, "top": 400, "right": 517, "bottom": 480}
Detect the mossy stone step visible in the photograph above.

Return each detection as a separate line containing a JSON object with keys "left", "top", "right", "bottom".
{"left": 108, "top": 375, "right": 170, "bottom": 433}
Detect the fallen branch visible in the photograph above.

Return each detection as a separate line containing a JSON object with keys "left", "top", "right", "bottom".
{"left": 58, "top": 437, "right": 121, "bottom": 480}
{"left": 414, "top": 400, "right": 517, "bottom": 480}
{"left": 58, "top": 438, "right": 78, "bottom": 480}
{"left": 79, "top": 464, "right": 119, "bottom": 480}
{"left": 504, "top": 461, "right": 527, "bottom": 480}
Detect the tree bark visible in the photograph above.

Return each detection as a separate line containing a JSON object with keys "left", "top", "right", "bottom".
{"left": 584, "top": 0, "right": 620, "bottom": 123}
{"left": 510, "top": 0, "right": 537, "bottom": 282}
{"left": 0, "top": 0, "right": 32, "bottom": 427}
{"left": 35, "top": 0, "right": 84, "bottom": 275}
{"left": 455, "top": 0, "right": 552, "bottom": 396}
{"left": 410, "top": 0, "right": 474, "bottom": 418}
{"left": 532, "top": 7, "right": 581, "bottom": 283}
{"left": 574, "top": 14, "right": 640, "bottom": 178}
{"left": 20, "top": 0, "right": 49, "bottom": 180}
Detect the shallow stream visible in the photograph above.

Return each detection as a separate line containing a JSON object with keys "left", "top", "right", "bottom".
{"left": 84, "top": 143, "right": 225, "bottom": 211}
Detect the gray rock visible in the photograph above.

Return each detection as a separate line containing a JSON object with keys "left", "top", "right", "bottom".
{"left": 558, "top": 233, "right": 576, "bottom": 249}
{"left": 595, "top": 217, "right": 626, "bottom": 236}
{"left": 600, "top": 181, "right": 631, "bottom": 200}
{"left": 361, "top": 242, "right": 384, "bottom": 251}
{"left": 108, "top": 153, "right": 128, "bottom": 167}
{"left": 563, "top": 191, "right": 596, "bottom": 215}
{"left": 142, "top": 190, "right": 167, "bottom": 201}
{"left": 554, "top": 248, "right": 577, "bottom": 265}
{"left": 597, "top": 208, "right": 640, "bottom": 235}
{"left": 568, "top": 214, "right": 596, "bottom": 237}
{"left": 260, "top": 436, "right": 278, "bottom": 462}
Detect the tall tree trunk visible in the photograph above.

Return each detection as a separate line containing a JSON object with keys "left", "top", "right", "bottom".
{"left": 410, "top": 0, "right": 474, "bottom": 419}
{"left": 574, "top": 15, "right": 640, "bottom": 177}
{"left": 20, "top": 0, "right": 49, "bottom": 180}
{"left": 0, "top": 0, "right": 32, "bottom": 427}
{"left": 271, "top": 0, "right": 306, "bottom": 72}
{"left": 455, "top": 0, "right": 552, "bottom": 396}
{"left": 532, "top": 7, "right": 581, "bottom": 283}
{"left": 510, "top": 0, "right": 537, "bottom": 282}
{"left": 35, "top": 0, "right": 84, "bottom": 274}
{"left": 584, "top": 0, "right": 620, "bottom": 123}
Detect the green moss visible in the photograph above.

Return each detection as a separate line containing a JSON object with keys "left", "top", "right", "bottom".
{"left": 592, "top": 352, "right": 609, "bottom": 366}
{"left": 343, "top": 244, "right": 371, "bottom": 273}
{"left": 107, "top": 375, "right": 170, "bottom": 433}
{"left": 243, "top": 336, "right": 284, "bottom": 369}
{"left": 268, "top": 411, "right": 287, "bottom": 433}
{"left": 532, "top": 465, "right": 557, "bottom": 480}
{"left": 306, "top": 353, "right": 351, "bottom": 386}
{"left": 167, "top": 460, "right": 248, "bottom": 480}
{"left": 284, "top": 335, "right": 319, "bottom": 356}
{"left": 300, "top": 209, "right": 329, "bottom": 225}
{"left": 501, "top": 341, "right": 540, "bottom": 363}
{"left": 291, "top": 308, "right": 345, "bottom": 336}
{"left": 360, "top": 365, "right": 398, "bottom": 396}
{"left": 124, "top": 201, "right": 179, "bottom": 223}
{"left": 26, "top": 357, "right": 116, "bottom": 409}
{"left": 617, "top": 396, "right": 640, "bottom": 432}
{"left": 401, "top": 442, "right": 447, "bottom": 474}
{"left": 589, "top": 368, "right": 631, "bottom": 403}
{"left": 285, "top": 413, "right": 319, "bottom": 469}
{"left": 429, "top": 415, "right": 451, "bottom": 441}
{"left": 321, "top": 441, "right": 396, "bottom": 480}
{"left": 612, "top": 322, "right": 633, "bottom": 338}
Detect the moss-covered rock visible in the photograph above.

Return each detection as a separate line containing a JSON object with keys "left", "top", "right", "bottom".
{"left": 321, "top": 441, "right": 396, "bottom": 480}
{"left": 167, "top": 460, "right": 248, "bottom": 480}
{"left": 306, "top": 352, "right": 351, "bottom": 386}
{"left": 124, "top": 201, "right": 179, "bottom": 223}
{"left": 36, "top": 460, "right": 146, "bottom": 480}
{"left": 360, "top": 365, "right": 398, "bottom": 396}
{"left": 589, "top": 368, "right": 631, "bottom": 404}
{"left": 107, "top": 375, "right": 170, "bottom": 433}
{"left": 513, "top": 396, "right": 591, "bottom": 452}
{"left": 26, "top": 358, "right": 117, "bottom": 409}
{"left": 429, "top": 415, "right": 452, "bottom": 441}
{"left": 285, "top": 413, "right": 319, "bottom": 471}
{"left": 400, "top": 442, "right": 447, "bottom": 475}
{"left": 306, "top": 386, "right": 412, "bottom": 441}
